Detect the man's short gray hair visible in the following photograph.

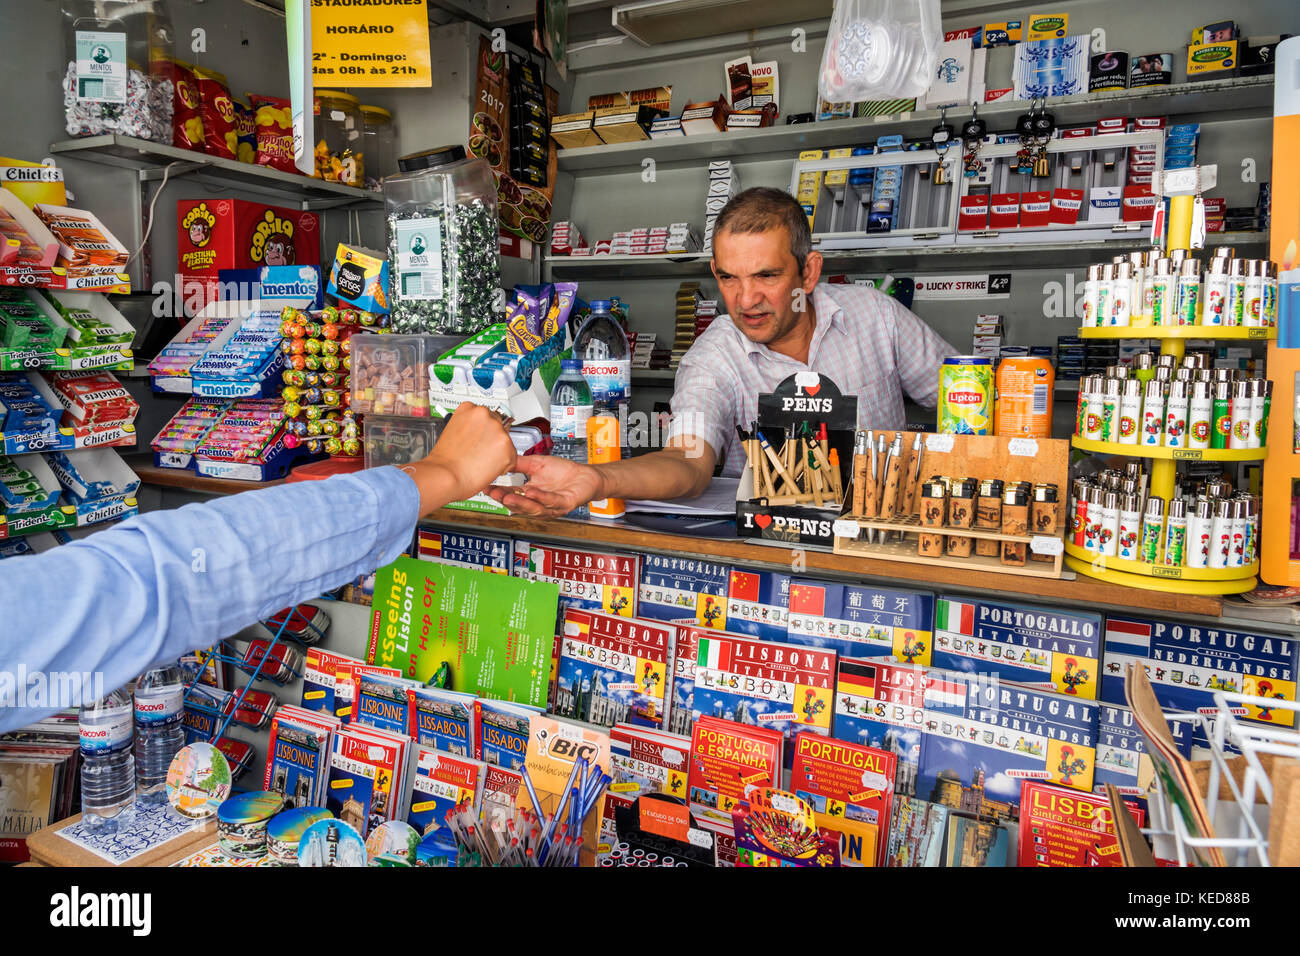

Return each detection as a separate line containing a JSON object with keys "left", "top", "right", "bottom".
{"left": 713, "top": 187, "right": 812, "bottom": 272}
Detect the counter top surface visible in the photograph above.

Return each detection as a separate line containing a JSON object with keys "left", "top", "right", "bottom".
{"left": 129, "top": 458, "right": 1225, "bottom": 617}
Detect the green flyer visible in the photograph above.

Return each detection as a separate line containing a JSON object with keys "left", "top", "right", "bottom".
{"left": 367, "top": 556, "right": 558, "bottom": 707}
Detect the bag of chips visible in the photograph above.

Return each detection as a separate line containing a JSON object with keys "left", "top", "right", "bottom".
{"left": 249, "top": 93, "right": 295, "bottom": 173}
{"left": 161, "top": 57, "right": 205, "bottom": 151}
{"left": 194, "top": 66, "right": 237, "bottom": 160}
{"left": 233, "top": 98, "right": 257, "bottom": 164}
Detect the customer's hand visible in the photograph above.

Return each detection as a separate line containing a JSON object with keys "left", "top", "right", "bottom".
{"left": 408, "top": 402, "right": 516, "bottom": 514}
{"left": 487, "top": 453, "right": 603, "bottom": 517}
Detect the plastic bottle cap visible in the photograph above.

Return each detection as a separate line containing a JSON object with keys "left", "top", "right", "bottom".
{"left": 588, "top": 299, "right": 613, "bottom": 311}
{"left": 561, "top": 358, "right": 583, "bottom": 372}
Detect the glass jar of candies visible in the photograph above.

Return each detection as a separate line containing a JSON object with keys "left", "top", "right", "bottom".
{"left": 383, "top": 145, "right": 500, "bottom": 335}
{"left": 360, "top": 105, "right": 396, "bottom": 190}
{"left": 313, "top": 90, "right": 364, "bottom": 186}
{"left": 61, "top": 0, "right": 175, "bottom": 143}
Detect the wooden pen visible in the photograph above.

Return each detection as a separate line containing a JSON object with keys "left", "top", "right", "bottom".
{"left": 852, "top": 431, "right": 870, "bottom": 516}
{"left": 756, "top": 429, "right": 799, "bottom": 494}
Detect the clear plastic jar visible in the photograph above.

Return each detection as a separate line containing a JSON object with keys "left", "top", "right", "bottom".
{"left": 384, "top": 146, "right": 500, "bottom": 335}
{"left": 313, "top": 90, "right": 364, "bottom": 186}
{"left": 62, "top": 0, "right": 174, "bottom": 142}
{"left": 360, "top": 105, "right": 396, "bottom": 190}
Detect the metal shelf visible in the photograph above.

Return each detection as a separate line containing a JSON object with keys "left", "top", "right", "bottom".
{"left": 545, "top": 232, "right": 1269, "bottom": 277}
{"left": 1078, "top": 325, "right": 1276, "bottom": 340}
{"left": 48, "top": 134, "right": 383, "bottom": 211}
{"left": 555, "top": 76, "right": 1275, "bottom": 173}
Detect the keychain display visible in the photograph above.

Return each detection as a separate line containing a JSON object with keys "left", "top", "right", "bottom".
{"left": 961, "top": 104, "right": 987, "bottom": 178}
{"left": 1014, "top": 99, "right": 1056, "bottom": 177}
{"left": 931, "top": 107, "right": 954, "bottom": 185}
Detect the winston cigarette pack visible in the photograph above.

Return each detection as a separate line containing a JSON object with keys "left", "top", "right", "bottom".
{"left": 917, "top": 672, "right": 1099, "bottom": 818}
{"left": 553, "top": 609, "right": 675, "bottom": 731}
{"left": 787, "top": 579, "right": 934, "bottom": 664}
{"left": 932, "top": 596, "right": 1101, "bottom": 699}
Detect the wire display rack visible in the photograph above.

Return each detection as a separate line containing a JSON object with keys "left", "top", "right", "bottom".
{"left": 1143, "top": 694, "right": 1300, "bottom": 867}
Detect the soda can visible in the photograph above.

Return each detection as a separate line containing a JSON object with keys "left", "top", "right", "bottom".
{"left": 995, "top": 356, "right": 1055, "bottom": 438}
{"left": 938, "top": 356, "right": 993, "bottom": 435}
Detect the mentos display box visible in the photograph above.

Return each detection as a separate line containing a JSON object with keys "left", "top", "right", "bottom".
{"left": 1101, "top": 614, "right": 1300, "bottom": 749}
{"left": 176, "top": 198, "right": 320, "bottom": 276}
{"left": 724, "top": 568, "right": 789, "bottom": 641}
{"left": 787, "top": 579, "right": 934, "bottom": 665}
{"left": 638, "top": 554, "right": 730, "bottom": 629}
{"left": 415, "top": 528, "right": 510, "bottom": 573}
{"left": 932, "top": 596, "right": 1102, "bottom": 699}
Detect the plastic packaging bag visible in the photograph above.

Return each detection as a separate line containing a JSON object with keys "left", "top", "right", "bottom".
{"left": 818, "top": 0, "right": 941, "bottom": 103}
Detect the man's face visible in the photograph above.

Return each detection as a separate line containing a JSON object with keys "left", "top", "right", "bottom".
{"left": 711, "top": 226, "right": 817, "bottom": 346}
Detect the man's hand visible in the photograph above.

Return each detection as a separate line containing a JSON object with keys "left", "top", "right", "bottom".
{"left": 486, "top": 454, "right": 603, "bottom": 517}
{"left": 407, "top": 402, "right": 516, "bottom": 514}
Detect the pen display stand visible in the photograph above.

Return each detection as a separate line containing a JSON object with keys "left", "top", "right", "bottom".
{"left": 735, "top": 373, "right": 855, "bottom": 549}
{"left": 833, "top": 431, "right": 1068, "bottom": 579}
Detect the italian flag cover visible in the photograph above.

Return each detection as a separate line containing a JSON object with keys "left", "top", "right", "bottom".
{"left": 696, "top": 636, "right": 734, "bottom": 672}
{"left": 936, "top": 598, "right": 975, "bottom": 636}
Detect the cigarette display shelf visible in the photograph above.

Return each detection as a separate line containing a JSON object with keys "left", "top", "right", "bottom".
{"left": 47, "top": 134, "right": 383, "bottom": 212}
{"left": 1069, "top": 436, "right": 1267, "bottom": 462}
{"left": 554, "top": 76, "right": 1274, "bottom": 172}
{"left": 1063, "top": 541, "right": 1260, "bottom": 592}
{"left": 1077, "top": 326, "right": 1276, "bottom": 341}
{"left": 543, "top": 232, "right": 1270, "bottom": 279}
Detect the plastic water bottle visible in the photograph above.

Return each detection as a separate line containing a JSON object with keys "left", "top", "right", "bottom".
{"left": 550, "top": 358, "right": 593, "bottom": 519}
{"left": 79, "top": 688, "right": 136, "bottom": 832}
{"left": 573, "top": 300, "right": 631, "bottom": 454}
{"left": 134, "top": 664, "right": 186, "bottom": 804}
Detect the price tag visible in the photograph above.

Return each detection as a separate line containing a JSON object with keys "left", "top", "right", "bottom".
{"left": 861, "top": 770, "right": 889, "bottom": 791}
{"left": 832, "top": 519, "right": 860, "bottom": 537}
{"left": 1030, "top": 535, "right": 1064, "bottom": 556}
{"left": 687, "top": 827, "right": 714, "bottom": 848}
{"left": 1008, "top": 438, "right": 1039, "bottom": 457}
{"left": 563, "top": 620, "right": 582, "bottom": 636}
{"left": 926, "top": 433, "right": 955, "bottom": 453}
{"left": 769, "top": 792, "right": 800, "bottom": 814}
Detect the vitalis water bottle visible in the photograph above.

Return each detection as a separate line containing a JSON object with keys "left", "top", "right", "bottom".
{"left": 79, "top": 688, "right": 136, "bottom": 832}
{"left": 549, "top": 358, "right": 593, "bottom": 519}
{"left": 134, "top": 663, "right": 186, "bottom": 804}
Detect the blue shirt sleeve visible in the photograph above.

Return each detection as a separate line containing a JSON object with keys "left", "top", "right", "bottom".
{"left": 0, "top": 465, "right": 420, "bottom": 733}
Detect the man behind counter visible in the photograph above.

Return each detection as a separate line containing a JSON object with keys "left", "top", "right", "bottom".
{"left": 490, "top": 187, "right": 955, "bottom": 516}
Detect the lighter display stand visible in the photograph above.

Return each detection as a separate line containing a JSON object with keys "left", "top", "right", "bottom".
{"left": 1065, "top": 168, "right": 1267, "bottom": 594}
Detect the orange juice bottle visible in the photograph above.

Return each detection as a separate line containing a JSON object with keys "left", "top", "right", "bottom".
{"left": 587, "top": 413, "right": 625, "bottom": 519}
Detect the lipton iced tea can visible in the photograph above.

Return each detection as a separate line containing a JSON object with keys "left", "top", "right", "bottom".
{"left": 938, "top": 356, "right": 993, "bottom": 435}
{"left": 994, "top": 356, "right": 1055, "bottom": 438}
{"left": 587, "top": 413, "right": 625, "bottom": 519}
